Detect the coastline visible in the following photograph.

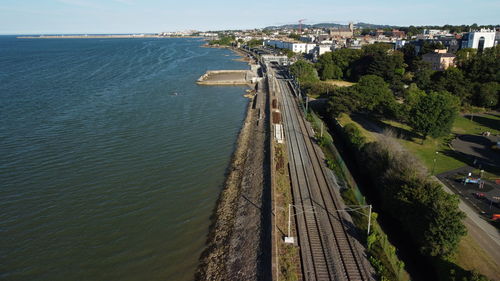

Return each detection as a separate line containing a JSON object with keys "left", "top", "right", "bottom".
{"left": 16, "top": 35, "right": 204, "bottom": 39}
{"left": 195, "top": 46, "right": 270, "bottom": 280}
{"left": 195, "top": 94, "right": 254, "bottom": 280}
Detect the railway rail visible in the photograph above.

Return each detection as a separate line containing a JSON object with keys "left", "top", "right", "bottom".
{"left": 271, "top": 65, "right": 373, "bottom": 281}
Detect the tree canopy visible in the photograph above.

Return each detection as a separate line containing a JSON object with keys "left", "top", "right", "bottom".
{"left": 409, "top": 91, "right": 460, "bottom": 140}
{"left": 290, "top": 60, "right": 319, "bottom": 83}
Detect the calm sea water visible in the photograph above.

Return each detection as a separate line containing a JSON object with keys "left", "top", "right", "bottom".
{"left": 0, "top": 36, "right": 249, "bottom": 281}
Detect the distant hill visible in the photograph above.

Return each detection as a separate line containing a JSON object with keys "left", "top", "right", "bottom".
{"left": 264, "top": 22, "right": 400, "bottom": 30}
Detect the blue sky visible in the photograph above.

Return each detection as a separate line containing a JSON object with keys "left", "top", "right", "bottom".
{"left": 1, "top": 0, "right": 498, "bottom": 34}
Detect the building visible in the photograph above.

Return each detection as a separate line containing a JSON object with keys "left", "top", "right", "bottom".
{"left": 422, "top": 49, "right": 456, "bottom": 71}
{"left": 315, "top": 45, "right": 333, "bottom": 56}
{"left": 461, "top": 29, "right": 496, "bottom": 50}
{"left": 265, "top": 40, "right": 316, "bottom": 54}
{"left": 329, "top": 23, "right": 354, "bottom": 38}
{"left": 424, "top": 29, "right": 450, "bottom": 36}
{"left": 436, "top": 36, "right": 461, "bottom": 53}
{"left": 395, "top": 40, "right": 407, "bottom": 49}
{"left": 391, "top": 29, "right": 406, "bottom": 39}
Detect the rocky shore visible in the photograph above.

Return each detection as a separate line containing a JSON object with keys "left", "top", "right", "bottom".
{"left": 195, "top": 65, "right": 271, "bottom": 280}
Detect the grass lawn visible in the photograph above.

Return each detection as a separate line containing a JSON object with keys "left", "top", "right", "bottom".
{"left": 378, "top": 112, "right": 500, "bottom": 176}
{"left": 398, "top": 136, "right": 465, "bottom": 175}
{"left": 324, "top": 79, "right": 356, "bottom": 87}
{"left": 455, "top": 234, "right": 500, "bottom": 281}
{"left": 337, "top": 112, "right": 500, "bottom": 176}
{"left": 336, "top": 113, "right": 378, "bottom": 143}
{"left": 334, "top": 112, "right": 500, "bottom": 279}
{"left": 452, "top": 114, "right": 500, "bottom": 135}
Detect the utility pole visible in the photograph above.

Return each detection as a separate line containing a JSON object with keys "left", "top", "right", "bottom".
{"left": 432, "top": 151, "right": 439, "bottom": 175}
{"left": 367, "top": 204, "right": 372, "bottom": 235}
{"left": 287, "top": 204, "right": 292, "bottom": 238}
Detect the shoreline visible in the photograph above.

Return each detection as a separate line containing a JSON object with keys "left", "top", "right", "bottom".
{"left": 195, "top": 46, "right": 270, "bottom": 280}
{"left": 16, "top": 35, "right": 204, "bottom": 39}
{"left": 195, "top": 94, "right": 254, "bottom": 280}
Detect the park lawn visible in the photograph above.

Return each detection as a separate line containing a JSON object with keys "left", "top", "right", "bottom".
{"left": 452, "top": 114, "right": 500, "bottom": 135}
{"left": 336, "top": 113, "right": 377, "bottom": 143}
{"left": 370, "top": 118, "right": 465, "bottom": 175}
{"left": 454, "top": 234, "right": 500, "bottom": 281}
{"left": 324, "top": 80, "right": 355, "bottom": 87}
{"left": 338, "top": 112, "right": 499, "bottom": 175}
{"left": 397, "top": 135, "right": 465, "bottom": 175}
{"left": 380, "top": 112, "right": 500, "bottom": 175}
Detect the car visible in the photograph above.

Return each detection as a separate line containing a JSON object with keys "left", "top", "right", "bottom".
{"left": 492, "top": 141, "right": 500, "bottom": 151}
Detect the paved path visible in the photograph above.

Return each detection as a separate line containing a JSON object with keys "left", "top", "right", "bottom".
{"left": 436, "top": 175, "right": 500, "bottom": 263}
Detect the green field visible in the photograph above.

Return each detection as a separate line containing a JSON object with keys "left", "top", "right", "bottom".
{"left": 337, "top": 112, "right": 500, "bottom": 176}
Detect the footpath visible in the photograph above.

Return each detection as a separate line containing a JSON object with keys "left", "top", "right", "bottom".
{"left": 349, "top": 114, "right": 500, "bottom": 279}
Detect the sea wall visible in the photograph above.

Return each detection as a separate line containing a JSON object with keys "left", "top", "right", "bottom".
{"left": 196, "top": 70, "right": 257, "bottom": 85}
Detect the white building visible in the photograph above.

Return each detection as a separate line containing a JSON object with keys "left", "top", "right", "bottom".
{"left": 424, "top": 29, "right": 450, "bottom": 36}
{"left": 395, "top": 40, "right": 407, "bottom": 49}
{"left": 265, "top": 40, "right": 316, "bottom": 54}
{"left": 316, "top": 45, "right": 333, "bottom": 56}
{"left": 461, "top": 29, "right": 497, "bottom": 50}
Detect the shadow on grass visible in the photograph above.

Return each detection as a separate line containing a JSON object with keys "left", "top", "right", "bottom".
{"left": 433, "top": 256, "right": 486, "bottom": 281}
{"left": 350, "top": 113, "right": 421, "bottom": 141}
{"left": 464, "top": 114, "right": 500, "bottom": 133}
{"left": 440, "top": 148, "right": 500, "bottom": 176}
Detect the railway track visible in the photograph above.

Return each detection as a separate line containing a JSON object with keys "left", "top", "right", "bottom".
{"left": 272, "top": 66, "right": 373, "bottom": 281}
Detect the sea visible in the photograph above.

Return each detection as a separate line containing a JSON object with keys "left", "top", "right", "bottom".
{"left": 0, "top": 36, "right": 249, "bottom": 281}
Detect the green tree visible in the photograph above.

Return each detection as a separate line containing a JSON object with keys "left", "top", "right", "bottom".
{"left": 290, "top": 60, "right": 319, "bottom": 83}
{"left": 419, "top": 41, "right": 445, "bottom": 55}
{"left": 315, "top": 49, "right": 362, "bottom": 81}
{"left": 455, "top": 48, "right": 477, "bottom": 67}
{"left": 413, "top": 60, "right": 434, "bottom": 91}
{"left": 409, "top": 91, "right": 460, "bottom": 141}
{"left": 327, "top": 86, "right": 360, "bottom": 117}
{"left": 401, "top": 44, "right": 418, "bottom": 70}
{"left": 407, "top": 25, "right": 422, "bottom": 37}
{"left": 343, "top": 123, "right": 366, "bottom": 151}
{"left": 400, "top": 84, "right": 426, "bottom": 122}
{"left": 320, "top": 63, "right": 342, "bottom": 80}
{"left": 461, "top": 45, "right": 500, "bottom": 83}
{"left": 433, "top": 67, "right": 472, "bottom": 103}
{"left": 209, "top": 36, "right": 234, "bottom": 46}
{"left": 347, "top": 43, "right": 406, "bottom": 83}
{"left": 474, "top": 82, "right": 499, "bottom": 107}
{"left": 288, "top": 33, "right": 301, "bottom": 40}
{"left": 422, "top": 185, "right": 467, "bottom": 257}
{"left": 355, "top": 75, "right": 396, "bottom": 116}
{"left": 246, "top": 39, "right": 263, "bottom": 47}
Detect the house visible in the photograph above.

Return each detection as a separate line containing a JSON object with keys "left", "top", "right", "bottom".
{"left": 329, "top": 23, "right": 354, "bottom": 38}
{"left": 265, "top": 40, "right": 316, "bottom": 54}
{"left": 391, "top": 29, "right": 406, "bottom": 39}
{"left": 422, "top": 49, "right": 456, "bottom": 71}
{"left": 461, "top": 29, "right": 496, "bottom": 50}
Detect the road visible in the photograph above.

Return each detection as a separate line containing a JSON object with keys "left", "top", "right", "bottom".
{"left": 269, "top": 65, "right": 374, "bottom": 281}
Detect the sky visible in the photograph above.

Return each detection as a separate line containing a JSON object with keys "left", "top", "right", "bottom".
{"left": 0, "top": 0, "right": 499, "bottom": 34}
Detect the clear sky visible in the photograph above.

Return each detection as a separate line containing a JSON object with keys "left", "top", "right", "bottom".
{"left": 1, "top": 0, "right": 498, "bottom": 34}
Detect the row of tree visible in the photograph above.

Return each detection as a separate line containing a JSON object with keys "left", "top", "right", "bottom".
{"left": 288, "top": 43, "right": 498, "bottom": 139}
{"left": 360, "top": 23, "right": 497, "bottom": 37}
{"left": 208, "top": 36, "right": 234, "bottom": 46}
{"left": 342, "top": 126, "right": 467, "bottom": 259}
{"left": 339, "top": 125, "right": 481, "bottom": 279}
{"left": 314, "top": 43, "right": 499, "bottom": 109}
